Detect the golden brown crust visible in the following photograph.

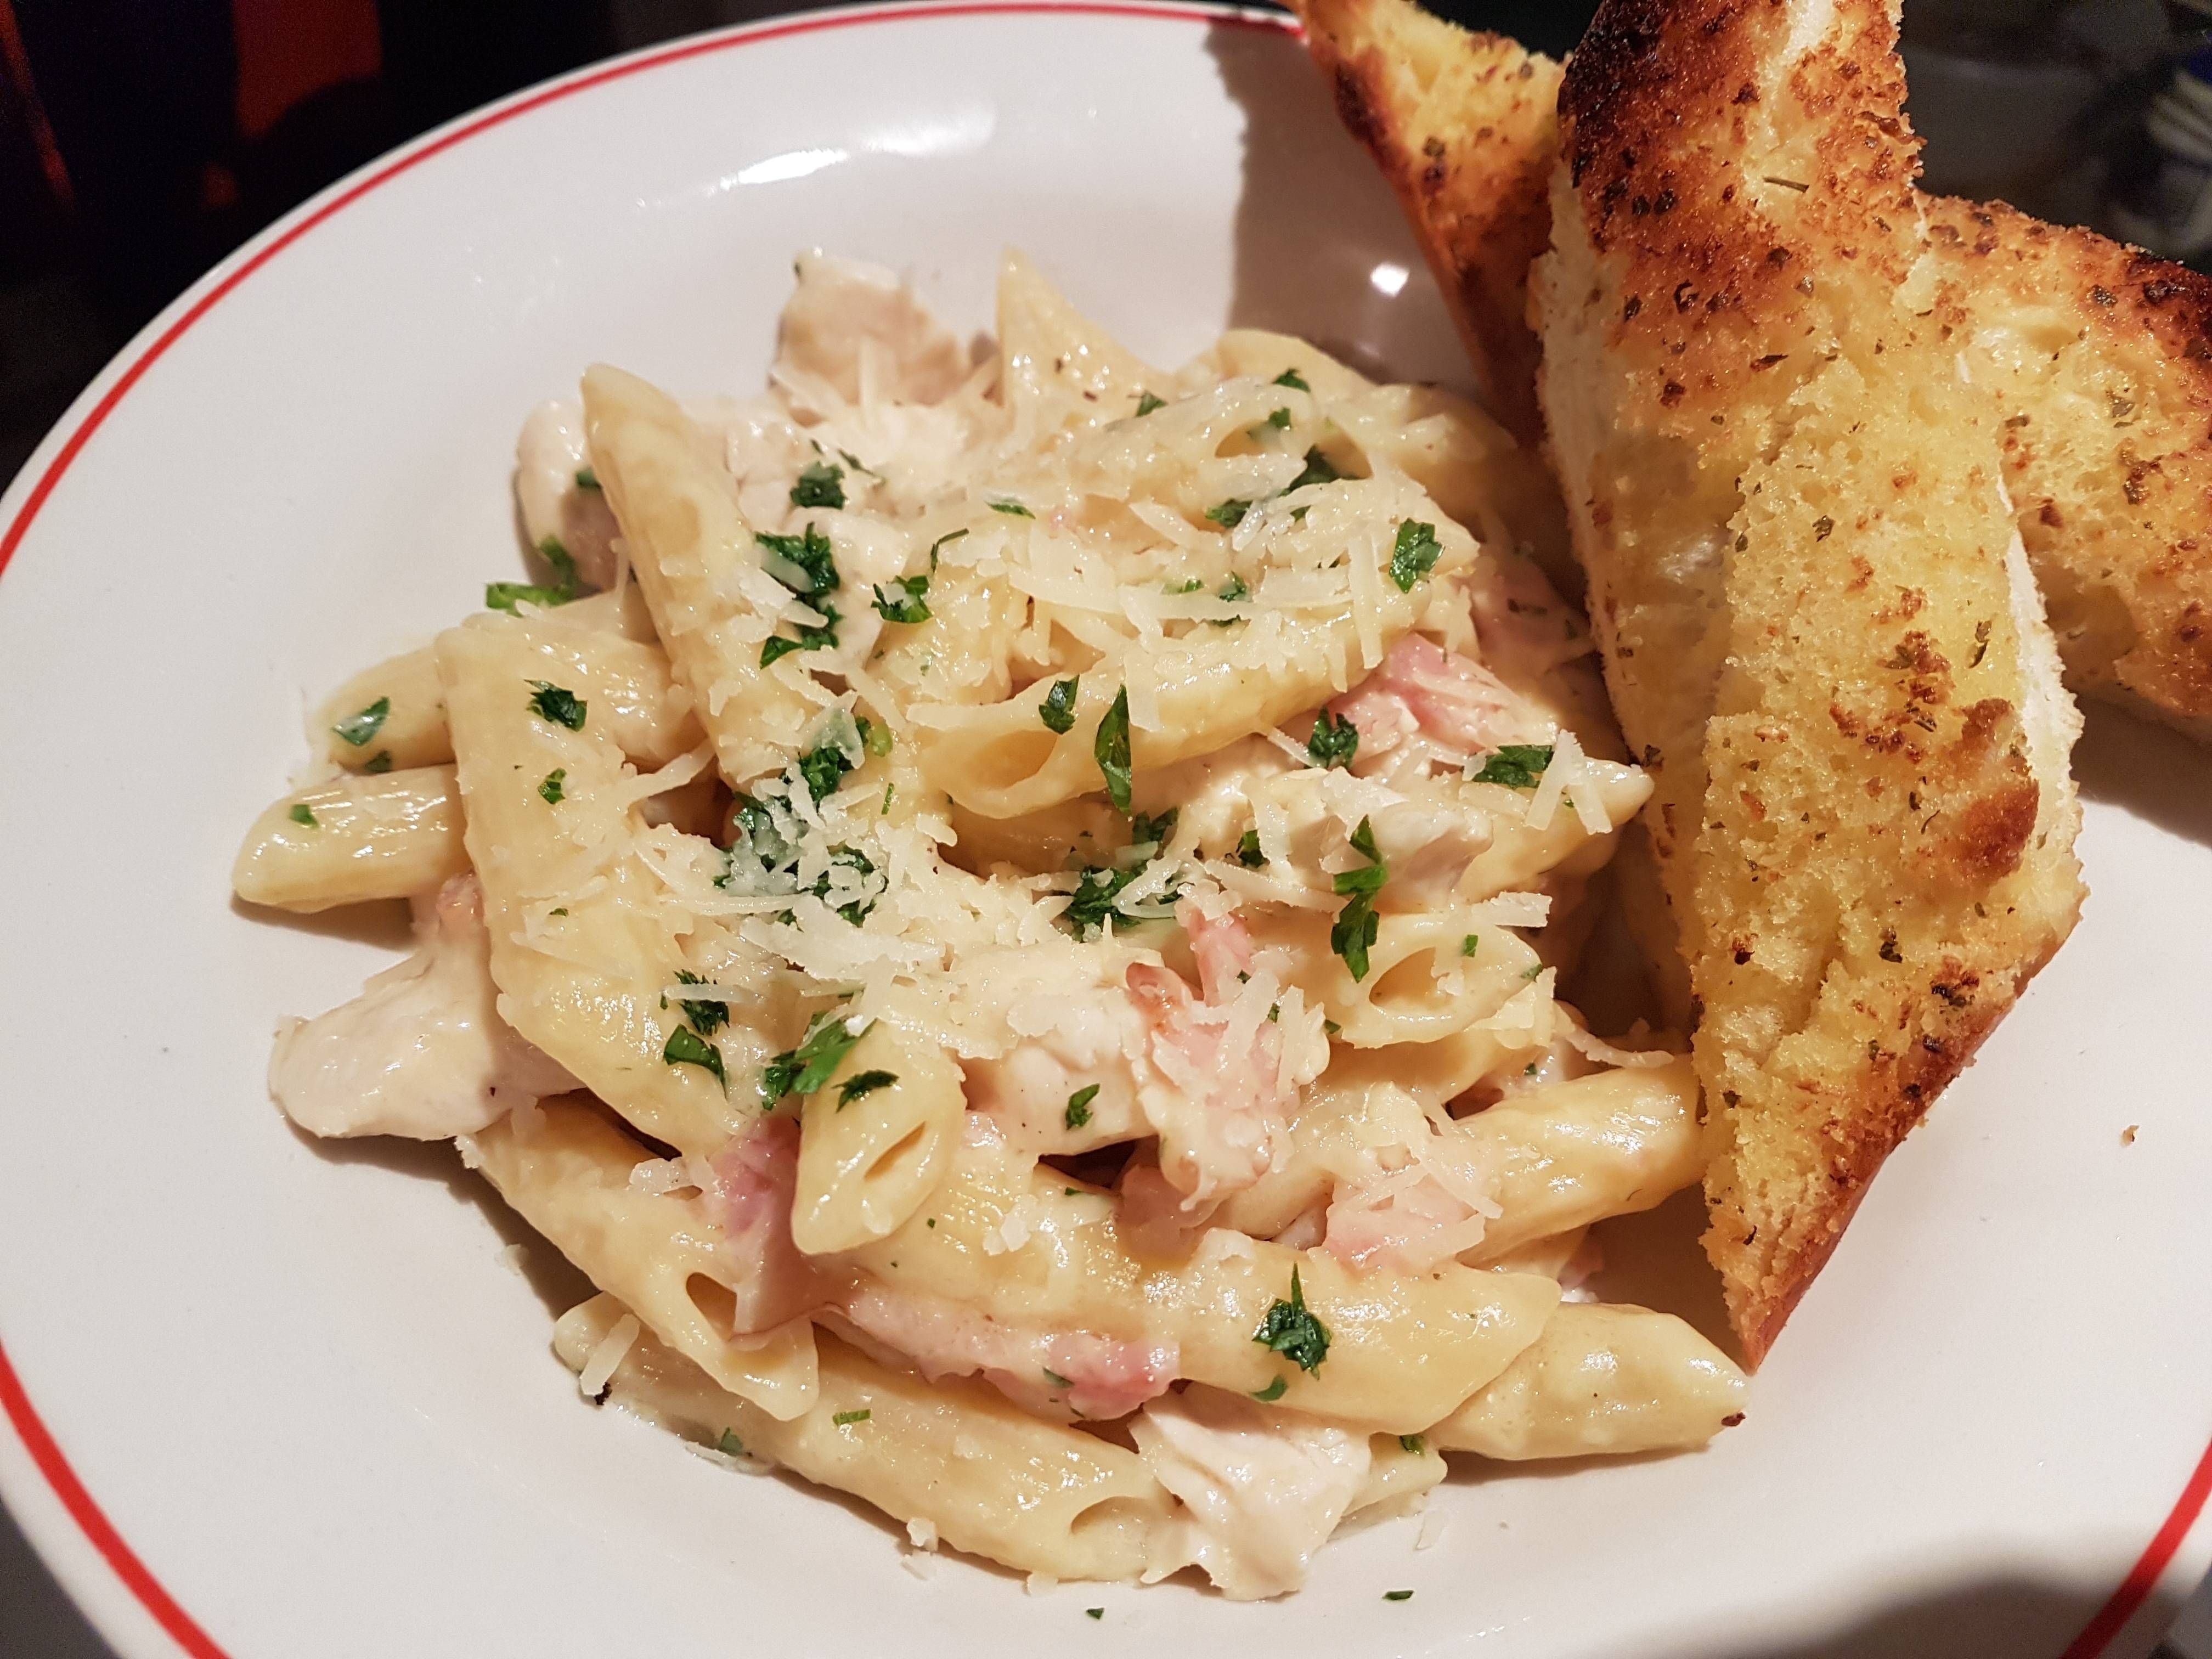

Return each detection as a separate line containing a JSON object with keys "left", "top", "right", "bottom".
{"left": 1541, "top": 0, "right": 2083, "bottom": 1364}
{"left": 1925, "top": 196, "right": 2212, "bottom": 739}
{"left": 1290, "top": 0, "right": 1560, "bottom": 448}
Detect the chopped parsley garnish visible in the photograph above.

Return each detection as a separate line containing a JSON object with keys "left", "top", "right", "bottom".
{"left": 1389, "top": 520, "right": 1442, "bottom": 591}
{"left": 672, "top": 969, "right": 727, "bottom": 1037}
{"left": 1272, "top": 369, "right": 1310, "bottom": 391}
{"left": 1286, "top": 447, "right": 1341, "bottom": 492}
{"left": 832, "top": 1409, "right": 871, "bottom": 1426}
{"left": 716, "top": 1429, "right": 745, "bottom": 1457}
{"left": 332, "top": 696, "right": 391, "bottom": 748}
{"left": 1330, "top": 816, "right": 1387, "bottom": 983}
{"left": 837, "top": 1069, "right": 899, "bottom": 1108}
{"left": 1064, "top": 1084, "right": 1099, "bottom": 1130}
{"left": 1250, "top": 1375, "right": 1288, "bottom": 1402}
{"left": 872, "top": 573, "right": 931, "bottom": 623}
{"left": 662, "top": 1026, "right": 726, "bottom": 1089}
{"left": 928, "top": 528, "right": 967, "bottom": 565}
{"left": 1205, "top": 498, "right": 1250, "bottom": 528}
{"left": 1043, "top": 1367, "right": 1073, "bottom": 1389}
{"left": 1323, "top": 1018, "right": 1342, "bottom": 1037}
{"left": 1399, "top": 1434, "right": 1426, "bottom": 1454}
{"left": 487, "top": 538, "right": 586, "bottom": 614}
{"left": 814, "top": 845, "right": 882, "bottom": 924}
{"left": 755, "top": 523, "right": 839, "bottom": 595}
{"left": 797, "top": 729, "right": 860, "bottom": 802}
{"left": 1307, "top": 708, "right": 1359, "bottom": 770}
{"left": 1094, "top": 685, "right": 1132, "bottom": 813}
{"left": 1135, "top": 390, "right": 1166, "bottom": 416}
{"left": 1061, "top": 859, "right": 1181, "bottom": 940}
{"left": 362, "top": 749, "right": 394, "bottom": 774}
{"left": 289, "top": 803, "right": 318, "bottom": 828}
{"left": 1265, "top": 407, "right": 1291, "bottom": 430}
{"left": 1521, "top": 963, "right": 1545, "bottom": 981}
{"left": 1252, "top": 1265, "right": 1330, "bottom": 1374}
{"left": 549, "top": 907, "right": 568, "bottom": 917}
{"left": 527, "top": 681, "right": 586, "bottom": 730}
{"left": 1128, "top": 808, "right": 1177, "bottom": 852}
{"left": 1461, "top": 934, "right": 1479, "bottom": 957}
{"left": 990, "top": 499, "right": 1034, "bottom": 518}
{"left": 1469, "top": 744, "right": 1554, "bottom": 788}
{"left": 539, "top": 768, "right": 566, "bottom": 805}
{"left": 1384, "top": 1590, "right": 1414, "bottom": 1602}
{"left": 759, "top": 1010, "right": 867, "bottom": 1104}
{"left": 1168, "top": 576, "right": 1206, "bottom": 594}
{"left": 790, "top": 460, "right": 845, "bottom": 510}
{"left": 1217, "top": 573, "right": 1250, "bottom": 605}
{"left": 1040, "top": 676, "right": 1080, "bottom": 735}
{"left": 1235, "top": 828, "right": 1267, "bottom": 867}
{"left": 574, "top": 466, "right": 599, "bottom": 490}
{"left": 758, "top": 620, "right": 837, "bottom": 667}
{"left": 1086, "top": 1608, "right": 1105, "bottom": 1621}
{"left": 859, "top": 715, "right": 893, "bottom": 758}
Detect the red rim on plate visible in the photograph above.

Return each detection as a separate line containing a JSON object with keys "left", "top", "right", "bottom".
{"left": 0, "top": 4, "right": 2203, "bottom": 1655}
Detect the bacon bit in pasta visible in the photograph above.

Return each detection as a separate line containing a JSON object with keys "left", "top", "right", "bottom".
{"left": 705, "top": 1116, "right": 827, "bottom": 1331}
{"left": 525, "top": 680, "right": 586, "bottom": 731}
{"left": 1040, "top": 675, "right": 1080, "bottom": 734}
{"left": 289, "top": 803, "right": 318, "bottom": 828}
{"left": 1329, "top": 635, "right": 1545, "bottom": 765}
{"left": 790, "top": 460, "right": 845, "bottom": 509}
{"left": 331, "top": 695, "right": 391, "bottom": 747}
{"left": 1252, "top": 1266, "right": 1330, "bottom": 1375}
{"left": 661, "top": 1026, "right": 726, "bottom": 1088}
{"left": 1094, "top": 686, "right": 1133, "bottom": 812}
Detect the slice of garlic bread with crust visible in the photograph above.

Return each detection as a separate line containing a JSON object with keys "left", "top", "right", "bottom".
{"left": 1539, "top": 0, "right": 2085, "bottom": 1361}
{"left": 1290, "top": 0, "right": 1560, "bottom": 450}
{"left": 1929, "top": 197, "right": 2212, "bottom": 740}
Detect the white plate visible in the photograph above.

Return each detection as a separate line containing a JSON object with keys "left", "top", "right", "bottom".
{"left": 1, "top": 4, "right": 2208, "bottom": 1656}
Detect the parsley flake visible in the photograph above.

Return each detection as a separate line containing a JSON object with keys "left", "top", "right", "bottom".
{"left": 990, "top": 499, "right": 1034, "bottom": 518}
{"left": 1064, "top": 1084, "right": 1099, "bottom": 1131}
{"left": 1040, "top": 676, "right": 1081, "bottom": 735}
{"left": 362, "top": 749, "right": 393, "bottom": 774}
{"left": 1384, "top": 1590, "right": 1414, "bottom": 1602}
{"left": 526, "top": 681, "right": 586, "bottom": 730}
{"left": 332, "top": 696, "right": 390, "bottom": 748}
{"left": 487, "top": 538, "right": 585, "bottom": 614}
{"left": 1235, "top": 828, "right": 1267, "bottom": 867}
{"left": 790, "top": 460, "right": 845, "bottom": 510}
{"left": 1389, "top": 520, "right": 1442, "bottom": 591}
{"left": 1128, "top": 808, "right": 1177, "bottom": 852}
{"left": 1060, "top": 857, "right": 1181, "bottom": 940}
{"left": 759, "top": 1011, "right": 867, "bottom": 1104}
{"left": 927, "top": 528, "right": 967, "bottom": 566}
{"left": 672, "top": 969, "right": 727, "bottom": 1037}
{"left": 717, "top": 1429, "right": 745, "bottom": 1457}
{"left": 1205, "top": 498, "right": 1251, "bottom": 528}
{"left": 1086, "top": 1608, "right": 1105, "bottom": 1621}
{"left": 1469, "top": 744, "right": 1554, "bottom": 788}
{"left": 289, "top": 803, "right": 318, "bottom": 828}
{"left": 1273, "top": 369, "right": 1310, "bottom": 391}
{"left": 756, "top": 523, "right": 839, "bottom": 595}
{"left": 1286, "top": 447, "right": 1341, "bottom": 492}
{"left": 1265, "top": 407, "right": 1291, "bottom": 430}
{"left": 838, "top": 1069, "right": 899, "bottom": 1108}
{"left": 832, "top": 1409, "right": 871, "bottom": 1426}
{"left": 1330, "top": 816, "right": 1387, "bottom": 982}
{"left": 797, "top": 729, "right": 860, "bottom": 802}
{"left": 1135, "top": 391, "right": 1166, "bottom": 416}
{"left": 873, "top": 573, "right": 931, "bottom": 623}
{"left": 1307, "top": 708, "right": 1359, "bottom": 770}
{"left": 662, "top": 1026, "right": 726, "bottom": 1089}
{"left": 574, "top": 466, "right": 600, "bottom": 490}
{"left": 1252, "top": 1265, "right": 1330, "bottom": 1374}
{"left": 1250, "top": 1375, "right": 1288, "bottom": 1402}
{"left": 1399, "top": 1434, "right": 1426, "bottom": 1454}
{"left": 539, "top": 768, "right": 566, "bottom": 805}
{"left": 1043, "top": 1368, "right": 1073, "bottom": 1390}
{"left": 1094, "top": 685, "right": 1132, "bottom": 813}
{"left": 1462, "top": 934, "right": 1479, "bottom": 957}
{"left": 1217, "top": 573, "right": 1250, "bottom": 605}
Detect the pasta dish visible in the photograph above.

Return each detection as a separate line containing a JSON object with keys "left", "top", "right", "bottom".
{"left": 233, "top": 252, "right": 1747, "bottom": 1598}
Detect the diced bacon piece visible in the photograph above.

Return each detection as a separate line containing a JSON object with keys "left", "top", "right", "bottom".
{"left": 1323, "top": 1164, "right": 1493, "bottom": 1274}
{"left": 839, "top": 1282, "right": 1175, "bottom": 1421}
{"left": 706, "top": 1116, "right": 830, "bottom": 1332}
{"left": 1326, "top": 634, "right": 1553, "bottom": 763}
{"left": 270, "top": 874, "right": 575, "bottom": 1140}
{"left": 1184, "top": 904, "right": 1254, "bottom": 1001}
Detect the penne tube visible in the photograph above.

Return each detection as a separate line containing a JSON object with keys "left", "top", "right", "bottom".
{"left": 232, "top": 764, "right": 466, "bottom": 911}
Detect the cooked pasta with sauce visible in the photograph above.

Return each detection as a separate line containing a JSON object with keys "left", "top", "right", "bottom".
{"left": 235, "top": 250, "right": 1745, "bottom": 1597}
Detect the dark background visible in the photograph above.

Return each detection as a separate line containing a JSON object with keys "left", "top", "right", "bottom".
{"left": 0, "top": 1, "right": 2205, "bottom": 1655}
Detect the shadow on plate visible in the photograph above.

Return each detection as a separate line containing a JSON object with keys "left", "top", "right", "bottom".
{"left": 1675, "top": 1573, "right": 2182, "bottom": 1659}
{"left": 2075, "top": 701, "right": 2212, "bottom": 849}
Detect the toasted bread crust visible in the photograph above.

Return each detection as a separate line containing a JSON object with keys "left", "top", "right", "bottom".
{"left": 1540, "top": 0, "right": 2083, "bottom": 1363}
{"left": 1291, "top": 0, "right": 1560, "bottom": 449}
